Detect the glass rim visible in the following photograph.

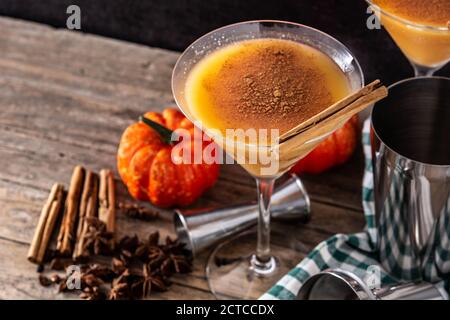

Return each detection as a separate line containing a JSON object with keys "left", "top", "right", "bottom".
{"left": 366, "top": 0, "right": 449, "bottom": 32}
{"left": 171, "top": 19, "right": 364, "bottom": 150}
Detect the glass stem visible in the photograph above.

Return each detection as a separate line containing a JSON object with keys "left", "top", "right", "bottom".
{"left": 412, "top": 63, "right": 436, "bottom": 77}
{"left": 255, "top": 177, "right": 275, "bottom": 265}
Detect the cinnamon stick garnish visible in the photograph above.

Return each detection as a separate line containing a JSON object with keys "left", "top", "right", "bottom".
{"left": 56, "top": 166, "right": 85, "bottom": 256}
{"left": 28, "top": 183, "right": 65, "bottom": 264}
{"left": 99, "top": 169, "right": 116, "bottom": 234}
{"left": 73, "top": 171, "right": 99, "bottom": 260}
{"left": 279, "top": 80, "right": 388, "bottom": 143}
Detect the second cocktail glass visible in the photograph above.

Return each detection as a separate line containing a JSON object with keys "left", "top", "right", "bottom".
{"left": 172, "top": 20, "right": 364, "bottom": 299}
{"left": 367, "top": 0, "right": 450, "bottom": 77}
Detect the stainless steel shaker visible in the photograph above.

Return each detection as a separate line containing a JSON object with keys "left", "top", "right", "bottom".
{"left": 371, "top": 77, "right": 450, "bottom": 279}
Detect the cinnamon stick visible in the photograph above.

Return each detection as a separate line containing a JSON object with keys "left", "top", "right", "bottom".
{"left": 279, "top": 80, "right": 388, "bottom": 143}
{"left": 28, "top": 183, "right": 65, "bottom": 264}
{"left": 56, "top": 166, "right": 85, "bottom": 256}
{"left": 99, "top": 169, "right": 116, "bottom": 234}
{"left": 75, "top": 171, "right": 95, "bottom": 242}
{"left": 36, "top": 190, "right": 65, "bottom": 263}
{"left": 73, "top": 171, "right": 99, "bottom": 260}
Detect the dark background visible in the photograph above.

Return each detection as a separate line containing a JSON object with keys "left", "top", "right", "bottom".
{"left": 0, "top": 0, "right": 449, "bottom": 84}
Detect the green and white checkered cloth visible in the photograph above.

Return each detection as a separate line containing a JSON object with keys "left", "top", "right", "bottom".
{"left": 261, "top": 119, "right": 450, "bottom": 300}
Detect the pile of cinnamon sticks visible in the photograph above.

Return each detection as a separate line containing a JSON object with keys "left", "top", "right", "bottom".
{"left": 28, "top": 166, "right": 116, "bottom": 264}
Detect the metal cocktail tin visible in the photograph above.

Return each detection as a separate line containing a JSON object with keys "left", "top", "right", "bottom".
{"left": 371, "top": 77, "right": 450, "bottom": 277}
{"left": 174, "top": 174, "right": 310, "bottom": 257}
{"left": 297, "top": 269, "right": 448, "bottom": 300}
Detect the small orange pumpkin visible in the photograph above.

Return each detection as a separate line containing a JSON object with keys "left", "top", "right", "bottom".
{"left": 291, "top": 115, "right": 359, "bottom": 174}
{"left": 117, "top": 108, "right": 220, "bottom": 208}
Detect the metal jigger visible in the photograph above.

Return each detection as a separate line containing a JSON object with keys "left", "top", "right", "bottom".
{"left": 174, "top": 174, "right": 310, "bottom": 257}
{"left": 297, "top": 269, "right": 448, "bottom": 300}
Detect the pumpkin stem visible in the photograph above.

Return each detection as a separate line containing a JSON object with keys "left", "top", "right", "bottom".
{"left": 139, "top": 115, "right": 177, "bottom": 145}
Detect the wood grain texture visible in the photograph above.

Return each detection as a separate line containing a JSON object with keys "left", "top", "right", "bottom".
{"left": 0, "top": 17, "right": 366, "bottom": 299}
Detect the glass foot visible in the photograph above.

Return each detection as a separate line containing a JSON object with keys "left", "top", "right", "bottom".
{"left": 206, "top": 229, "right": 300, "bottom": 300}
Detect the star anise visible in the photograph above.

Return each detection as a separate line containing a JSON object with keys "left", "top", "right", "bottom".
{"left": 119, "top": 202, "right": 159, "bottom": 220}
{"left": 134, "top": 244, "right": 149, "bottom": 260}
{"left": 111, "top": 257, "right": 126, "bottom": 275}
{"left": 81, "top": 273, "right": 104, "bottom": 288}
{"left": 161, "top": 253, "right": 192, "bottom": 275}
{"left": 108, "top": 269, "right": 132, "bottom": 300}
{"left": 108, "top": 282, "right": 129, "bottom": 300}
{"left": 80, "top": 286, "right": 106, "bottom": 300}
{"left": 58, "top": 279, "right": 68, "bottom": 293}
{"left": 49, "top": 274, "right": 62, "bottom": 284}
{"left": 118, "top": 249, "right": 133, "bottom": 265}
{"left": 132, "top": 264, "right": 166, "bottom": 299}
{"left": 161, "top": 236, "right": 189, "bottom": 256}
{"left": 134, "top": 231, "right": 161, "bottom": 263}
{"left": 82, "top": 217, "right": 114, "bottom": 256}
{"left": 85, "top": 263, "right": 115, "bottom": 282}
{"left": 147, "top": 246, "right": 165, "bottom": 269}
{"left": 114, "top": 268, "right": 132, "bottom": 285}
{"left": 117, "top": 235, "right": 140, "bottom": 253}
{"left": 147, "top": 231, "right": 160, "bottom": 247}
{"left": 116, "top": 234, "right": 141, "bottom": 264}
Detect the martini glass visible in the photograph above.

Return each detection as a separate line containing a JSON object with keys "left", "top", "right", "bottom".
{"left": 172, "top": 20, "right": 363, "bottom": 299}
{"left": 367, "top": 0, "right": 450, "bottom": 77}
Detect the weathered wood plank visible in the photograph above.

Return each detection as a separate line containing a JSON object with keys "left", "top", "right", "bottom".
{"left": 0, "top": 17, "right": 178, "bottom": 96}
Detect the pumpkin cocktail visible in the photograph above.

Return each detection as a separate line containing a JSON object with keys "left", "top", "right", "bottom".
{"left": 369, "top": 0, "right": 450, "bottom": 76}
{"left": 172, "top": 21, "right": 364, "bottom": 300}
{"left": 185, "top": 38, "right": 350, "bottom": 177}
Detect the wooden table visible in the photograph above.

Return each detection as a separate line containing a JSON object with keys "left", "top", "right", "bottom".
{"left": 0, "top": 17, "right": 365, "bottom": 299}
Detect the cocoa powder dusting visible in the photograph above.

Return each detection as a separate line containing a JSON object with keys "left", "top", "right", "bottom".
{"left": 373, "top": 0, "right": 450, "bottom": 27}
{"left": 203, "top": 40, "right": 334, "bottom": 134}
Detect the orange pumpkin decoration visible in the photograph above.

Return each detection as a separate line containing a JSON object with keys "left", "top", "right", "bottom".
{"left": 117, "top": 108, "right": 220, "bottom": 208}
{"left": 291, "top": 115, "right": 359, "bottom": 174}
